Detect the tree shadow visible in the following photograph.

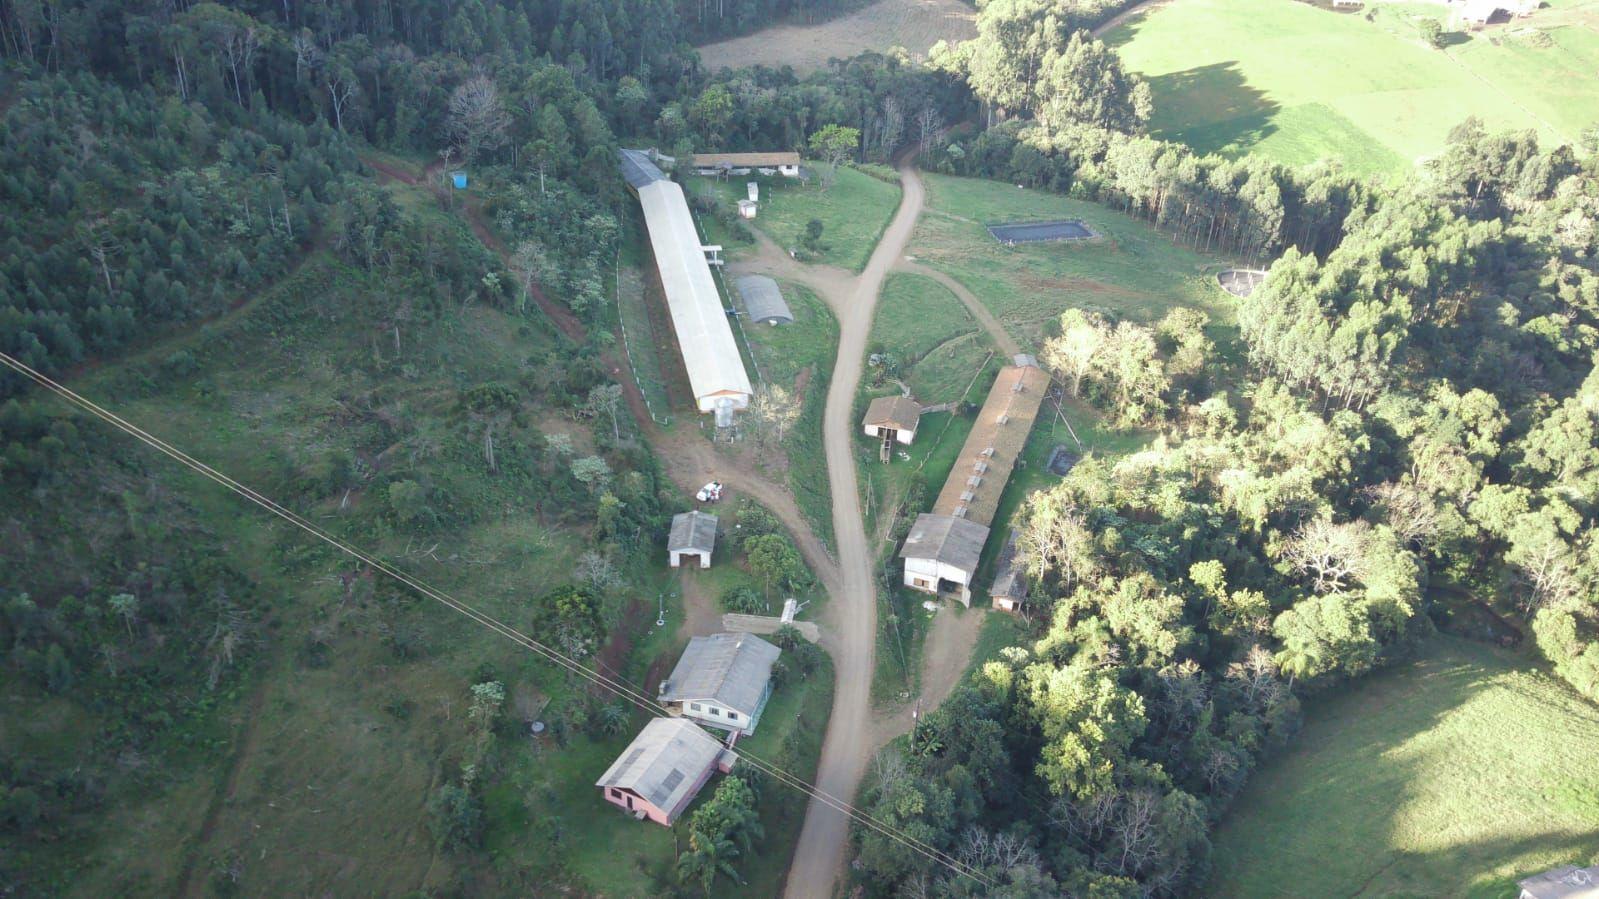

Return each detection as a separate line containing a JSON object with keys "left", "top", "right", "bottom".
{"left": 1210, "top": 636, "right": 1599, "bottom": 897}
{"left": 1142, "top": 62, "right": 1281, "bottom": 154}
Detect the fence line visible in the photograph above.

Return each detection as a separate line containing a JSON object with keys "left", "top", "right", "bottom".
{"left": 613, "top": 249, "right": 671, "bottom": 426}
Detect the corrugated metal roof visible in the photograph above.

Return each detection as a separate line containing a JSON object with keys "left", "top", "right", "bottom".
{"left": 620, "top": 148, "right": 668, "bottom": 189}
{"left": 734, "top": 275, "right": 793, "bottom": 324}
{"left": 990, "top": 529, "right": 1029, "bottom": 602}
{"left": 932, "top": 362, "right": 1050, "bottom": 527}
{"left": 628, "top": 166, "right": 753, "bottom": 414}
{"left": 899, "top": 513, "right": 989, "bottom": 575}
{"left": 595, "top": 718, "right": 723, "bottom": 817}
{"left": 668, "top": 511, "right": 719, "bottom": 553}
{"left": 692, "top": 152, "right": 802, "bottom": 168}
{"left": 658, "top": 633, "right": 780, "bottom": 716}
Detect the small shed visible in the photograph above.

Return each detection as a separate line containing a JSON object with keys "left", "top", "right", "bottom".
{"left": 863, "top": 395, "right": 922, "bottom": 446}
{"left": 734, "top": 275, "right": 793, "bottom": 325}
{"left": 1460, "top": 0, "right": 1500, "bottom": 25}
{"left": 747, "top": 182, "right": 759, "bottom": 202}
{"left": 989, "top": 530, "right": 1030, "bottom": 613}
{"left": 1517, "top": 865, "right": 1599, "bottom": 899}
{"left": 737, "top": 199, "right": 758, "bottom": 220}
{"left": 596, "top": 718, "right": 735, "bottom": 826}
{"left": 669, "top": 511, "right": 719, "bottom": 568}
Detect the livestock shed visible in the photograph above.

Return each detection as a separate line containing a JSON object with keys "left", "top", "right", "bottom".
{"left": 620, "top": 149, "right": 753, "bottom": 423}
{"left": 692, "top": 152, "right": 804, "bottom": 178}
{"left": 658, "top": 633, "right": 781, "bottom": 735}
{"left": 900, "top": 356, "right": 1050, "bottom": 606}
{"left": 989, "top": 529, "right": 1030, "bottom": 612}
{"left": 734, "top": 275, "right": 793, "bottom": 324}
{"left": 668, "top": 511, "right": 719, "bottom": 568}
{"left": 596, "top": 718, "right": 735, "bottom": 826}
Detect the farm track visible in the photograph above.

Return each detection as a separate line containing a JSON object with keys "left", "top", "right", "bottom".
{"left": 899, "top": 260, "right": 1023, "bottom": 356}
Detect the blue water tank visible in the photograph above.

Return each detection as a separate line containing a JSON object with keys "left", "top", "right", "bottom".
{"left": 451, "top": 171, "right": 468, "bottom": 189}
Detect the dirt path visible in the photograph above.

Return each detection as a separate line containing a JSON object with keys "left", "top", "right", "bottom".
{"left": 175, "top": 672, "right": 272, "bottom": 897}
{"left": 1090, "top": 0, "right": 1174, "bottom": 38}
{"left": 870, "top": 604, "right": 988, "bottom": 748}
{"left": 677, "top": 569, "right": 722, "bottom": 639}
{"left": 784, "top": 160, "right": 926, "bottom": 899}
{"left": 898, "top": 260, "right": 1024, "bottom": 357}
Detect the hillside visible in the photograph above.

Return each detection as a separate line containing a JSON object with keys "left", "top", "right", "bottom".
{"left": 1208, "top": 636, "right": 1599, "bottom": 897}
{"left": 1108, "top": 0, "right": 1599, "bottom": 173}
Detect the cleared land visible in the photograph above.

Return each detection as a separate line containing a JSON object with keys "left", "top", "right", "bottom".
{"left": 909, "top": 173, "right": 1231, "bottom": 349}
{"left": 696, "top": 0, "right": 976, "bottom": 72}
{"left": 1107, "top": 0, "right": 1599, "bottom": 174}
{"left": 691, "top": 166, "right": 903, "bottom": 272}
{"left": 1208, "top": 636, "right": 1599, "bottom": 898}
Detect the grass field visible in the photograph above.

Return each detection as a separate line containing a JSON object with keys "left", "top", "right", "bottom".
{"left": 909, "top": 173, "right": 1233, "bottom": 349}
{"left": 872, "top": 272, "right": 998, "bottom": 403}
{"left": 1107, "top": 0, "right": 1599, "bottom": 174}
{"left": 742, "top": 283, "right": 841, "bottom": 548}
{"left": 695, "top": 0, "right": 977, "bottom": 72}
{"left": 1208, "top": 635, "right": 1599, "bottom": 898}
{"left": 691, "top": 166, "right": 902, "bottom": 272}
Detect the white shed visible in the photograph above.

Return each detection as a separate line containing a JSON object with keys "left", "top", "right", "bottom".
{"left": 668, "top": 511, "right": 719, "bottom": 568}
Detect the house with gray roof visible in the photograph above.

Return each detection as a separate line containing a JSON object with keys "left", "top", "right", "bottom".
{"left": 596, "top": 717, "right": 735, "bottom": 826}
{"left": 658, "top": 632, "right": 781, "bottom": 735}
{"left": 900, "top": 514, "right": 990, "bottom": 606}
{"left": 668, "top": 511, "right": 719, "bottom": 568}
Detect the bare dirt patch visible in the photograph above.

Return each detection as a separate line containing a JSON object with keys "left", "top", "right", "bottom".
{"left": 696, "top": 0, "right": 977, "bottom": 73}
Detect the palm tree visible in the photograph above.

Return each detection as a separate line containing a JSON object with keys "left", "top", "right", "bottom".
{"left": 1275, "top": 644, "right": 1321, "bottom": 689}
{"left": 676, "top": 833, "right": 740, "bottom": 895}
{"left": 596, "top": 702, "right": 628, "bottom": 736}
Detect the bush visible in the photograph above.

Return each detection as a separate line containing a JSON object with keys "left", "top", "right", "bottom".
{"left": 721, "top": 585, "right": 768, "bottom": 615}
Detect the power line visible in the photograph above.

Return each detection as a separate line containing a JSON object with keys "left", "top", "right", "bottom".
{"left": 0, "top": 351, "right": 995, "bottom": 889}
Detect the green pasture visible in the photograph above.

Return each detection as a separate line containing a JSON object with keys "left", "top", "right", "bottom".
{"left": 690, "top": 165, "right": 902, "bottom": 271}
{"left": 1208, "top": 635, "right": 1599, "bottom": 898}
{"left": 1107, "top": 0, "right": 1599, "bottom": 174}
{"left": 909, "top": 174, "right": 1232, "bottom": 349}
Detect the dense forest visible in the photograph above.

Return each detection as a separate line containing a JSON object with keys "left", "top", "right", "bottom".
{"left": 2, "top": 0, "right": 1596, "bottom": 894}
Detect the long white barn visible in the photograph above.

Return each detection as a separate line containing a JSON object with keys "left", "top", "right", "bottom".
{"left": 620, "top": 149, "right": 752, "bottom": 422}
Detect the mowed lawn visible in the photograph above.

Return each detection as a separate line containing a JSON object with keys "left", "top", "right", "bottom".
{"left": 1107, "top": 0, "right": 1599, "bottom": 174}
{"left": 909, "top": 173, "right": 1231, "bottom": 349}
{"left": 1208, "top": 635, "right": 1599, "bottom": 898}
{"left": 691, "top": 165, "right": 902, "bottom": 271}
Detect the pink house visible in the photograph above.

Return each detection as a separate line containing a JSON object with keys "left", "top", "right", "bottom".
{"left": 596, "top": 718, "right": 736, "bottom": 825}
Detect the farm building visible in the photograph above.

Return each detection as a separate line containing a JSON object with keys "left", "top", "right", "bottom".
{"left": 989, "top": 530, "right": 1030, "bottom": 613}
{"left": 619, "top": 148, "right": 753, "bottom": 423}
{"left": 668, "top": 511, "right": 719, "bottom": 568}
{"left": 900, "top": 356, "right": 1050, "bottom": 606}
{"left": 658, "top": 632, "right": 781, "bottom": 735}
{"left": 596, "top": 717, "right": 736, "bottom": 825}
{"left": 1517, "top": 864, "right": 1599, "bottom": 899}
{"left": 734, "top": 275, "right": 793, "bottom": 324}
{"left": 862, "top": 395, "right": 922, "bottom": 462}
{"left": 691, "top": 152, "right": 804, "bottom": 177}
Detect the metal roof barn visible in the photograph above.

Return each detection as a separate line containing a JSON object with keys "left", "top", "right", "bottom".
{"left": 734, "top": 275, "right": 794, "bottom": 325}
{"left": 620, "top": 149, "right": 753, "bottom": 419}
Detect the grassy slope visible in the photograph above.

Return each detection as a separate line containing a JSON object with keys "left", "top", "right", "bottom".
{"left": 690, "top": 166, "right": 902, "bottom": 271}
{"left": 1208, "top": 636, "right": 1599, "bottom": 898}
{"left": 4, "top": 168, "right": 823, "bottom": 896}
{"left": 909, "top": 174, "right": 1232, "bottom": 350}
{"left": 1108, "top": 0, "right": 1599, "bottom": 174}
{"left": 743, "top": 284, "right": 841, "bottom": 548}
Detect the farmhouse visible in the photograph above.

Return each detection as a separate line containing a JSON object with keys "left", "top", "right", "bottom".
{"left": 692, "top": 152, "right": 804, "bottom": 178}
{"left": 734, "top": 275, "right": 794, "bottom": 325}
{"left": 596, "top": 717, "right": 736, "bottom": 825}
{"left": 900, "top": 356, "right": 1050, "bottom": 605}
{"left": 658, "top": 632, "right": 781, "bottom": 735}
{"left": 862, "top": 395, "right": 922, "bottom": 446}
{"left": 1517, "top": 865, "right": 1599, "bottom": 899}
{"left": 668, "top": 510, "right": 719, "bottom": 569}
{"left": 619, "top": 148, "right": 753, "bottom": 423}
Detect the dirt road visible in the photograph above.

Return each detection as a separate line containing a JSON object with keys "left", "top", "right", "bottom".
{"left": 784, "top": 160, "right": 927, "bottom": 899}
{"left": 899, "top": 260, "right": 1023, "bottom": 357}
